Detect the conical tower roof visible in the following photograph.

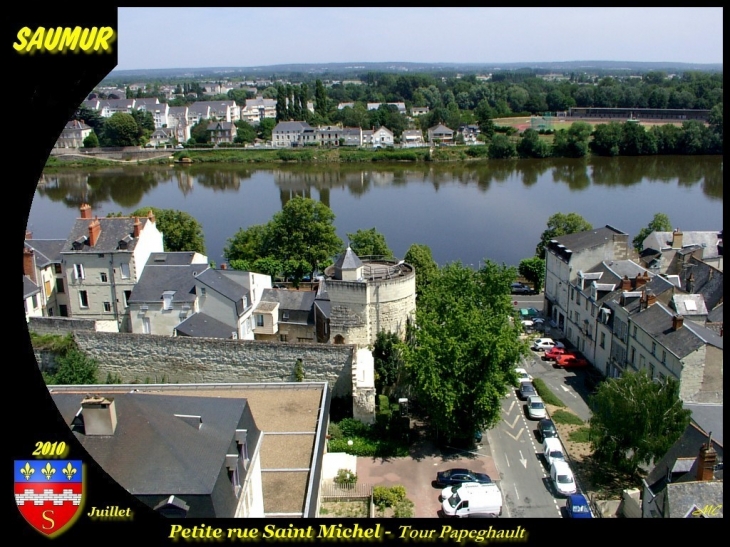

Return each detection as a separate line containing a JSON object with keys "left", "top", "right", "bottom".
{"left": 334, "top": 246, "right": 363, "bottom": 270}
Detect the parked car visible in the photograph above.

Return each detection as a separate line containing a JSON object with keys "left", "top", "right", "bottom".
{"left": 565, "top": 493, "right": 593, "bottom": 518}
{"left": 550, "top": 460, "right": 577, "bottom": 496}
{"left": 521, "top": 319, "right": 534, "bottom": 331}
{"left": 531, "top": 338, "right": 565, "bottom": 352}
{"left": 510, "top": 283, "right": 534, "bottom": 295}
{"left": 555, "top": 352, "right": 589, "bottom": 368}
{"left": 531, "top": 317, "right": 546, "bottom": 331}
{"left": 543, "top": 346, "right": 575, "bottom": 361}
{"left": 543, "top": 437, "right": 566, "bottom": 468}
{"left": 526, "top": 395, "right": 547, "bottom": 420}
{"left": 514, "top": 368, "right": 533, "bottom": 383}
{"left": 436, "top": 468, "right": 492, "bottom": 488}
{"left": 519, "top": 307, "right": 540, "bottom": 319}
{"left": 518, "top": 382, "right": 537, "bottom": 400}
{"left": 538, "top": 418, "right": 557, "bottom": 441}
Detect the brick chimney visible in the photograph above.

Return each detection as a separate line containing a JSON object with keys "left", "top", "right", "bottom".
{"left": 646, "top": 290, "right": 657, "bottom": 307}
{"left": 621, "top": 275, "right": 632, "bottom": 291}
{"left": 635, "top": 272, "right": 648, "bottom": 288}
{"left": 25, "top": 230, "right": 32, "bottom": 240}
{"left": 146, "top": 209, "right": 156, "bottom": 224}
{"left": 80, "top": 203, "right": 92, "bottom": 219}
{"left": 88, "top": 217, "right": 101, "bottom": 247}
{"left": 220, "top": 263, "right": 227, "bottom": 270}
{"left": 696, "top": 436, "right": 717, "bottom": 481}
{"left": 23, "top": 247, "right": 36, "bottom": 282}
{"left": 133, "top": 217, "right": 141, "bottom": 238}
{"left": 672, "top": 315, "right": 684, "bottom": 331}
{"left": 672, "top": 228, "right": 683, "bottom": 249}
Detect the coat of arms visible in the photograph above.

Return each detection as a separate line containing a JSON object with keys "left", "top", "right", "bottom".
{"left": 15, "top": 460, "right": 84, "bottom": 537}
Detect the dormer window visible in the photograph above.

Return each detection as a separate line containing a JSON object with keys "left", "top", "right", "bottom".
{"left": 162, "top": 291, "right": 175, "bottom": 310}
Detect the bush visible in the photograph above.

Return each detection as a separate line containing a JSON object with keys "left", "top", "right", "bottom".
{"left": 465, "top": 145, "right": 489, "bottom": 158}
{"left": 393, "top": 499, "right": 415, "bottom": 517}
{"left": 568, "top": 426, "right": 591, "bottom": 443}
{"left": 532, "top": 378, "right": 566, "bottom": 407}
{"left": 328, "top": 422, "right": 343, "bottom": 440}
{"left": 334, "top": 469, "right": 357, "bottom": 487}
{"left": 337, "top": 418, "right": 371, "bottom": 438}
{"left": 551, "top": 409, "right": 585, "bottom": 426}
{"left": 373, "top": 485, "right": 407, "bottom": 509}
{"left": 378, "top": 395, "right": 390, "bottom": 414}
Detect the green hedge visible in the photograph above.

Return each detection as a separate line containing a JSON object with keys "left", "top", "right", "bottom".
{"left": 551, "top": 409, "right": 585, "bottom": 426}
{"left": 532, "top": 378, "right": 566, "bottom": 408}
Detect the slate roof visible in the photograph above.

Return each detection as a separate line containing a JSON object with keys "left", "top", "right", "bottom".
{"left": 707, "top": 302, "right": 722, "bottom": 324}
{"left": 195, "top": 269, "right": 249, "bottom": 316}
{"left": 665, "top": 481, "right": 723, "bottom": 518}
{"left": 668, "top": 257, "right": 723, "bottom": 310}
{"left": 684, "top": 403, "right": 723, "bottom": 445}
{"left": 128, "top": 261, "right": 206, "bottom": 304}
{"left": 428, "top": 124, "right": 454, "bottom": 134}
{"left": 550, "top": 225, "right": 627, "bottom": 256}
{"left": 175, "top": 312, "right": 235, "bottom": 339}
{"left": 273, "top": 121, "right": 312, "bottom": 132}
{"left": 334, "top": 247, "right": 363, "bottom": 270}
{"left": 23, "top": 275, "right": 39, "bottom": 298}
{"left": 207, "top": 121, "right": 234, "bottom": 131}
{"left": 260, "top": 289, "right": 315, "bottom": 325}
{"left": 24, "top": 239, "right": 65, "bottom": 267}
{"left": 643, "top": 231, "right": 722, "bottom": 259}
{"left": 671, "top": 294, "right": 708, "bottom": 317}
{"left": 62, "top": 216, "right": 152, "bottom": 253}
{"left": 50, "top": 392, "right": 259, "bottom": 497}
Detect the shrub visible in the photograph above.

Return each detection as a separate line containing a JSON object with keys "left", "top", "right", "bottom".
{"left": 373, "top": 486, "right": 407, "bottom": 509}
{"left": 393, "top": 499, "right": 415, "bottom": 518}
{"left": 532, "top": 378, "right": 566, "bottom": 407}
{"left": 569, "top": 426, "right": 591, "bottom": 443}
{"left": 551, "top": 409, "right": 585, "bottom": 426}
{"left": 337, "top": 418, "right": 371, "bottom": 438}
{"left": 378, "top": 395, "right": 390, "bottom": 414}
{"left": 328, "top": 422, "right": 343, "bottom": 440}
{"left": 294, "top": 358, "right": 304, "bottom": 382}
{"left": 334, "top": 469, "right": 357, "bottom": 487}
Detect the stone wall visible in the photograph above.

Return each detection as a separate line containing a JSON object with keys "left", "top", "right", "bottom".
{"left": 29, "top": 317, "right": 98, "bottom": 335}
{"left": 70, "top": 332, "right": 356, "bottom": 397}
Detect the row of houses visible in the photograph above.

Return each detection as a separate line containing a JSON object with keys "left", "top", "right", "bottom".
{"left": 23, "top": 204, "right": 417, "bottom": 349}
{"left": 543, "top": 225, "right": 723, "bottom": 404}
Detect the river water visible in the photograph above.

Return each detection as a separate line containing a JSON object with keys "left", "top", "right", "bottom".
{"left": 28, "top": 155, "right": 722, "bottom": 267}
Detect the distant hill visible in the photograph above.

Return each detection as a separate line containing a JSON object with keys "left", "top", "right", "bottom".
{"left": 107, "top": 60, "right": 722, "bottom": 81}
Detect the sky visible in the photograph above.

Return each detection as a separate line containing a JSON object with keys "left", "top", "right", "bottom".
{"left": 115, "top": 7, "right": 723, "bottom": 71}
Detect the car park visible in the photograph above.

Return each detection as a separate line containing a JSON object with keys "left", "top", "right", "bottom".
{"left": 526, "top": 395, "right": 546, "bottom": 420}
{"left": 555, "top": 352, "right": 589, "bottom": 368}
{"left": 550, "top": 460, "right": 577, "bottom": 496}
{"left": 518, "top": 382, "right": 537, "bottom": 400}
{"left": 514, "top": 368, "right": 532, "bottom": 383}
{"left": 565, "top": 493, "right": 593, "bottom": 518}
{"left": 538, "top": 418, "right": 557, "bottom": 441}
{"left": 510, "top": 283, "right": 534, "bottom": 295}
{"left": 531, "top": 338, "right": 565, "bottom": 352}
{"left": 436, "top": 468, "right": 492, "bottom": 488}
{"left": 543, "top": 437, "right": 565, "bottom": 468}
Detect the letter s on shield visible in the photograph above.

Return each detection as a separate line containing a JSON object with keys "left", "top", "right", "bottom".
{"left": 15, "top": 460, "right": 84, "bottom": 537}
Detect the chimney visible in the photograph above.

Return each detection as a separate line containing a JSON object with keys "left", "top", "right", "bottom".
{"left": 220, "top": 263, "right": 227, "bottom": 270}
{"left": 80, "top": 203, "right": 92, "bottom": 219}
{"left": 147, "top": 209, "right": 156, "bottom": 224}
{"left": 133, "top": 217, "right": 141, "bottom": 238}
{"left": 23, "top": 247, "right": 36, "bottom": 282}
{"left": 88, "top": 217, "right": 101, "bottom": 247}
{"left": 81, "top": 396, "right": 117, "bottom": 435}
{"left": 696, "top": 436, "right": 717, "bottom": 481}
{"left": 621, "top": 275, "right": 632, "bottom": 291}
{"left": 25, "top": 230, "right": 32, "bottom": 240}
{"left": 672, "top": 228, "right": 683, "bottom": 249}
{"left": 635, "top": 273, "right": 647, "bottom": 288}
{"left": 646, "top": 291, "right": 657, "bottom": 307}
{"left": 672, "top": 315, "right": 684, "bottom": 331}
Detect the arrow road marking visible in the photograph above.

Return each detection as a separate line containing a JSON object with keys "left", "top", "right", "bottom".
{"left": 519, "top": 451, "right": 528, "bottom": 468}
{"left": 502, "top": 400, "right": 516, "bottom": 414}
{"left": 504, "top": 429, "right": 524, "bottom": 441}
{"left": 504, "top": 415, "right": 521, "bottom": 430}
{"left": 560, "top": 385, "right": 577, "bottom": 398}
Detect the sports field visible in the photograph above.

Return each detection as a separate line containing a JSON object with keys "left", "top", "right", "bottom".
{"left": 493, "top": 116, "right": 688, "bottom": 132}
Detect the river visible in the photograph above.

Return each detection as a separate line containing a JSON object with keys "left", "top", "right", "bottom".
{"left": 28, "top": 155, "right": 723, "bottom": 268}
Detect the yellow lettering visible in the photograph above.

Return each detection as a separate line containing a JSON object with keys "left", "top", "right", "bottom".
{"left": 27, "top": 27, "right": 45, "bottom": 52}
{"left": 42, "top": 510, "right": 55, "bottom": 530}
{"left": 79, "top": 27, "right": 97, "bottom": 52}
{"left": 94, "top": 27, "right": 115, "bottom": 51}
{"left": 44, "top": 27, "right": 63, "bottom": 52}
{"left": 13, "top": 27, "right": 32, "bottom": 52}
{"left": 59, "top": 27, "right": 82, "bottom": 52}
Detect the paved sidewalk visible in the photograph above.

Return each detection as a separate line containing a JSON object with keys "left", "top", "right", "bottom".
{"left": 356, "top": 424, "right": 499, "bottom": 518}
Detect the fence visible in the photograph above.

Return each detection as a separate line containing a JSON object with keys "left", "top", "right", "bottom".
{"left": 319, "top": 482, "right": 374, "bottom": 518}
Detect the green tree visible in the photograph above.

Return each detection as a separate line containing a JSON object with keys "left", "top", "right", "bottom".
{"left": 404, "top": 243, "right": 438, "bottom": 299}
{"left": 44, "top": 349, "right": 99, "bottom": 385}
{"left": 224, "top": 224, "right": 270, "bottom": 265}
{"left": 82, "top": 131, "right": 99, "bottom": 148}
{"left": 536, "top": 212, "right": 593, "bottom": 259}
{"left": 234, "top": 120, "right": 256, "bottom": 144}
{"left": 257, "top": 118, "right": 276, "bottom": 142}
{"left": 315, "top": 79, "right": 329, "bottom": 118}
{"left": 129, "top": 207, "right": 206, "bottom": 254}
{"left": 373, "top": 330, "right": 404, "bottom": 394}
{"left": 518, "top": 257, "right": 546, "bottom": 293}
{"left": 101, "top": 112, "right": 139, "bottom": 147}
{"left": 589, "top": 371, "right": 691, "bottom": 475}
{"left": 590, "top": 122, "right": 623, "bottom": 156}
{"left": 130, "top": 109, "right": 155, "bottom": 142}
{"left": 347, "top": 228, "right": 393, "bottom": 258}
{"left": 517, "top": 128, "right": 551, "bottom": 158}
{"left": 252, "top": 256, "right": 283, "bottom": 279}
{"left": 552, "top": 121, "right": 592, "bottom": 158}
{"left": 708, "top": 103, "right": 723, "bottom": 139}
{"left": 632, "top": 213, "right": 672, "bottom": 253}
{"left": 404, "top": 261, "right": 527, "bottom": 444}
{"left": 488, "top": 134, "right": 517, "bottom": 159}
{"left": 190, "top": 119, "right": 210, "bottom": 144}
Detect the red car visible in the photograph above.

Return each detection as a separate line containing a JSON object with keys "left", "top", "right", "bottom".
{"left": 543, "top": 347, "right": 576, "bottom": 362}
{"left": 555, "top": 353, "right": 589, "bottom": 368}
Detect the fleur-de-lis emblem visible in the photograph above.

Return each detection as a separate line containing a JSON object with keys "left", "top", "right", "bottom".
{"left": 20, "top": 462, "right": 35, "bottom": 481}
{"left": 62, "top": 462, "right": 77, "bottom": 480}
{"left": 41, "top": 462, "right": 56, "bottom": 480}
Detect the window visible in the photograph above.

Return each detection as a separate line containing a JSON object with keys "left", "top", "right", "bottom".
{"left": 103, "top": 302, "right": 111, "bottom": 312}
{"left": 97, "top": 253, "right": 105, "bottom": 258}
{"left": 280, "top": 334, "right": 288, "bottom": 342}
{"left": 124, "top": 290, "right": 132, "bottom": 307}
{"left": 639, "top": 354, "right": 646, "bottom": 369}
{"left": 200, "top": 287, "right": 206, "bottom": 296}
{"left": 120, "top": 263, "right": 131, "bottom": 279}
{"left": 60, "top": 305, "right": 68, "bottom": 317}
{"left": 162, "top": 291, "right": 174, "bottom": 310}
{"left": 651, "top": 342, "right": 656, "bottom": 355}
{"left": 576, "top": 293, "right": 581, "bottom": 306}
{"left": 650, "top": 364, "right": 655, "bottom": 379}
{"left": 600, "top": 332, "right": 606, "bottom": 349}
{"left": 585, "top": 299, "right": 588, "bottom": 311}
{"left": 54, "top": 264, "right": 62, "bottom": 275}
{"left": 56, "top": 278, "right": 65, "bottom": 293}
{"left": 633, "top": 325, "right": 637, "bottom": 338}
{"left": 73, "top": 263, "right": 85, "bottom": 280}
{"left": 282, "top": 312, "right": 290, "bottom": 321}
{"left": 662, "top": 350, "right": 666, "bottom": 364}
{"left": 630, "top": 347, "right": 636, "bottom": 365}
{"left": 256, "top": 315, "right": 264, "bottom": 327}
{"left": 100, "top": 272, "right": 108, "bottom": 283}
{"left": 31, "top": 294, "right": 38, "bottom": 309}
{"left": 79, "top": 291, "right": 89, "bottom": 308}
{"left": 571, "top": 288, "right": 575, "bottom": 301}
{"left": 142, "top": 317, "right": 151, "bottom": 334}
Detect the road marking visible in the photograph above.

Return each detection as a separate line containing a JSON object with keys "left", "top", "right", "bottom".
{"left": 504, "top": 429, "right": 524, "bottom": 441}
{"left": 505, "top": 454, "right": 510, "bottom": 468}
{"left": 503, "top": 400, "right": 516, "bottom": 414}
{"left": 504, "top": 415, "right": 521, "bottom": 429}
{"left": 559, "top": 385, "right": 578, "bottom": 398}
{"left": 514, "top": 485, "right": 520, "bottom": 500}
{"left": 519, "top": 451, "right": 528, "bottom": 468}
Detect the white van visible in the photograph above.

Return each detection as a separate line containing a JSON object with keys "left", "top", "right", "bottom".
{"left": 543, "top": 437, "right": 565, "bottom": 468}
{"left": 441, "top": 483, "right": 502, "bottom": 517}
